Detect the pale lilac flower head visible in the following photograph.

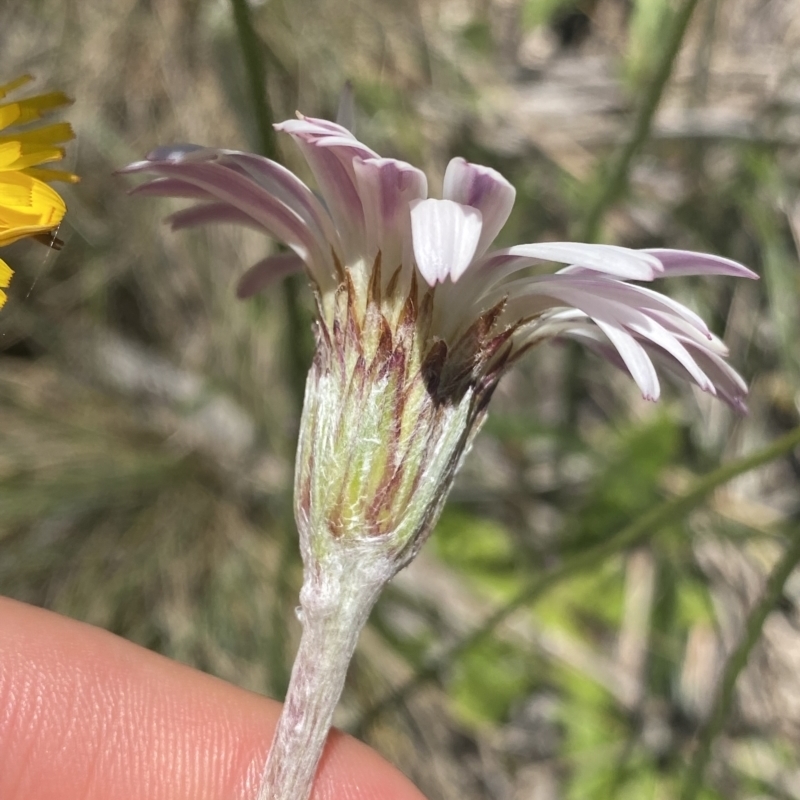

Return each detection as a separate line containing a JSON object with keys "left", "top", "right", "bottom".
{"left": 123, "top": 117, "right": 759, "bottom": 800}
{"left": 124, "top": 114, "right": 756, "bottom": 413}
{"left": 124, "top": 115, "right": 759, "bottom": 576}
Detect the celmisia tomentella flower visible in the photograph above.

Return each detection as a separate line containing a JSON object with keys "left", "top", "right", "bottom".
{"left": 124, "top": 114, "right": 756, "bottom": 800}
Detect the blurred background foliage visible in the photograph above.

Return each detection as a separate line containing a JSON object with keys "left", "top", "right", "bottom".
{"left": 2, "top": 0, "right": 800, "bottom": 798}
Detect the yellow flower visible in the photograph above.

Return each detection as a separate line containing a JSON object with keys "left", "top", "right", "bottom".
{"left": 0, "top": 74, "right": 79, "bottom": 308}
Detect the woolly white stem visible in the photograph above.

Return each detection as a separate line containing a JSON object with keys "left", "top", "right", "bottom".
{"left": 256, "top": 553, "right": 388, "bottom": 800}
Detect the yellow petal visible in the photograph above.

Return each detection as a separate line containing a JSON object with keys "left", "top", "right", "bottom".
{"left": 0, "top": 141, "right": 65, "bottom": 172}
{"left": 0, "top": 171, "right": 66, "bottom": 244}
{"left": 0, "top": 92, "right": 74, "bottom": 132}
{"left": 0, "top": 257, "right": 12, "bottom": 308}
{"left": 0, "top": 122, "right": 75, "bottom": 148}
{"left": 0, "top": 258, "right": 12, "bottom": 287}
{"left": 0, "top": 75, "right": 33, "bottom": 99}
{"left": 0, "top": 76, "right": 76, "bottom": 256}
{"left": 0, "top": 141, "right": 21, "bottom": 169}
{"left": 0, "top": 223, "right": 65, "bottom": 247}
{"left": 23, "top": 167, "right": 80, "bottom": 185}
{"left": 0, "top": 103, "right": 22, "bottom": 131}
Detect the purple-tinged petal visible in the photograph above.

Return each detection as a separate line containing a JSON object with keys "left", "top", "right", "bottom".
{"left": 605, "top": 282, "right": 711, "bottom": 339}
{"left": 443, "top": 157, "right": 516, "bottom": 258}
{"left": 143, "top": 161, "right": 299, "bottom": 234}
{"left": 594, "top": 319, "right": 661, "bottom": 401}
{"left": 410, "top": 199, "right": 483, "bottom": 286}
{"left": 561, "top": 327, "right": 629, "bottom": 373}
{"left": 487, "top": 273, "right": 711, "bottom": 343}
{"left": 645, "top": 309, "right": 720, "bottom": 352}
{"left": 277, "top": 125, "right": 370, "bottom": 263}
{"left": 562, "top": 326, "right": 746, "bottom": 411}
{"left": 276, "top": 116, "right": 360, "bottom": 141}
{"left": 545, "top": 276, "right": 711, "bottom": 339}
{"left": 125, "top": 119, "right": 755, "bottom": 413}
{"left": 129, "top": 177, "right": 214, "bottom": 200}
{"left": 131, "top": 149, "right": 341, "bottom": 258}
{"left": 236, "top": 252, "right": 305, "bottom": 298}
{"left": 536, "top": 323, "right": 643, "bottom": 385}
{"left": 145, "top": 143, "right": 207, "bottom": 162}
{"left": 631, "top": 336, "right": 749, "bottom": 412}
{"left": 120, "top": 146, "right": 223, "bottom": 175}
{"left": 219, "top": 152, "right": 343, "bottom": 260}
{"left": 314, "top": 136, "right": 379, "bottom": 154}
{"left": 513, "top": 277, "right": 715, "bottom": 392}
{"left": 514, "top": 312, "right": 600, "bottom": 349}
{"left": 525, "top": 316, "right": 665, "bottom": 398}
{"left": 644, "top": 249, "right": 759, "bottom": 279}
{"left": 538, "top": 287, "right": 686, "bottom": 396}
{"left": 679, "top": 341, "right": 749, "bottom": 412}
{"left": 467, "top": 244, "right": 663, "bottom": 300}
{"left": 353, "top": 157, "right": 428, "bottom": 271}
{"left": 503, "top": 277, "right": 726, "bottom": 400}
{"left": 277, "top": 118, "right": 380, "bottom": 174}
{"left": 166, "top": 203, "right": 263, "bottom": 231}
{"left": 137, "top": 160, "right": 332, "bottom": 283}
{"left": 621, "top": 312, "right": 715, "bottom": 393}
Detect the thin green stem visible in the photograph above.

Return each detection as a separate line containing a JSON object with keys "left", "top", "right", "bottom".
{"left": 229, "top": 0, "right": 278, "bottom": 161}
{"left": 578, "top": 0, "right": 702, "bottom": 242}
{"left": 354, "top": 425, "right": 800, "bottom": 735}
{"left": 228, "top": 0, "right": 311, "bottom": 416}
{"left": 228, "top": 0, "right": 312, "bottom": 700}
{"left": 679, "top": 526, "right": 800, "bottom": 800}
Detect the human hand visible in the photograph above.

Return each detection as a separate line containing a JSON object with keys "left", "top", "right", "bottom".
{"left": 0, "top": 597, "right": 426, "bottom": 800}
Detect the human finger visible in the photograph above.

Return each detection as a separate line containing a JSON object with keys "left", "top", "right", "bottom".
{"left": 0, "top": 596, "right": 426, "bottom": 800}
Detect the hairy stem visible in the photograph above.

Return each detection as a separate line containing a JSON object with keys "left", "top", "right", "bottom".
{"left": 257, "top": 554, "right": 387, "bottom": 800}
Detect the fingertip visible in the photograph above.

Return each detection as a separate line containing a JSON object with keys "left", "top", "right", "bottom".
{"left": 0, "top": 597, "right": 425, "bottom": 800}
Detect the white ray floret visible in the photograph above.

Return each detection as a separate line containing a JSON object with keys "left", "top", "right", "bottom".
{"left": 123, "top": 112, "right": 758, "bottom": 411}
